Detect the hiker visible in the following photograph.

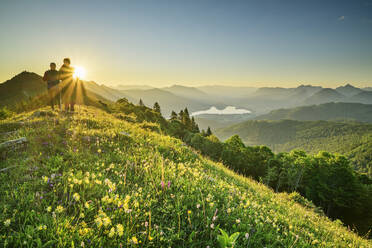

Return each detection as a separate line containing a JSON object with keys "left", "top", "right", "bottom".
{"left": 59, "top": 58, "right": 76, "bottom": 112}
{"left": 42, "top": 62, "right": 61, "bottom": 110}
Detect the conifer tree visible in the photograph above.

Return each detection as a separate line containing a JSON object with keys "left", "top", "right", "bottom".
{"left": 178, "top": 110, "right": 184, "bottom": 121}
{"left": 170, "top": 111, "right": 178, "bottom": 120}
{"left": 191, "top": 117, "right": 200, "bottom": 133}
{"left": 153, "top": 102, "right": 161, "bottom": 113}
{"left": 183, "top": 108, "right": 191, "bottom": 128}
{"left": 206, "top": 126, "right": 212, "bottom": 136}
{"left": 138, "top": 99, "right": 145, "bottom": 106}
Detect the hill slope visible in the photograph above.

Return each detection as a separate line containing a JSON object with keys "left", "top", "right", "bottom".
{"left": 0, "top": 71, "right": 46, "bottom": 106}
{"left": 303, "top": 88, "right": 345, "bottom": 105}
{"left": 1, "top": 107, "right": 370, "bottom": 247}
{"left": 255, "top": 102, "right": 372, "bottom": 123}
{"left": 336, "top": 84, "right": 364, "bottom": 97}
{"left": 215, "top": 119, "right": 372, "bottom": 173}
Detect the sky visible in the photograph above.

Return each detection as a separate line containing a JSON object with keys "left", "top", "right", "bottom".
{"left": 0, "top": 0, "right": 371, "bottom": 88}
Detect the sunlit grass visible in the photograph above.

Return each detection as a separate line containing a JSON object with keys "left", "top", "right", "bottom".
{"left": 0, "top": 106, "right": 370, "bottom": 247}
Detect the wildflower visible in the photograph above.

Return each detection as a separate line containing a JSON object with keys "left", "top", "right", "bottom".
{"left": 84, "top": 202, "right": 90, "bottom": 209}
{"left": 116, "top": 224, "right": 124, "bottom": 237}
{"left": 95, "top": 217, "right": 103, "bottom": 228}
{"left": 131, "top": 236, "right": 138, "bottom": 244}
{"left": 187, "top": 210, "right": 192, "bottom": 215}
{"left": 245, "top": 233, "right": 249, "bottom": 239}
{"left": 102, "top": 216, "right": 111, "bottom": 227}
{"left": 81, "top": 241, "right": 85, "bottom": 247}
{"left": 73, "top": 193, "right": 80, "bottom": 202}
{"left": 4, "top": 219, "right": 11, "bottom": 227}
{"left": 196, "top": 204, "right": 200, "bottom": 209}
{"left": 108, "top": 227, "right": 115, "bottom": 237}
{"left": 167, "top": 181, "right": 171, "bottom": 188}
{"left": 161, "top": 181, "right": 165, "bottom": 189}
{"left": 148, "top": 235, "right": 153, "bottom": 241}
{"left": 227, "top": 208, "right": 231, "bottom": 214}
{"left": 42, "top": 176, "right": 48, "bottom": 183}
{"left": 236, "top": 219, "right": 241, "bottom": 224}
{"left": 46, "top": 206, "right": 52, "bottom": 212}
{"left": 210, "top": 223, "right": 214, "bottom": 229}
{"left": 97, "top": 148, "right": 102, "bottom": 153}
{"left": 56, "top": 205, "right": 64, "bottom": 213}
{"left": 312, "top": 240, "right": 319, "bottom": 245}
{"left": 79, "top": 212, "right": 85, "bottom": 218}
{"left": 38, "top": 225, "right": 47, "bottom": 231}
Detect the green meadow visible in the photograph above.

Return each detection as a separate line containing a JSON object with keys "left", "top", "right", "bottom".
{"left": 1, "top": 106, "right": 371, "bottom": 247}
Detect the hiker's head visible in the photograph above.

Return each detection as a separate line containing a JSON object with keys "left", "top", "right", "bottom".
{"left": 63, "top": 58, "right": 71, "bottom": 66}
{"left": 50, "top": 62, "right": 56, "bottom": 70}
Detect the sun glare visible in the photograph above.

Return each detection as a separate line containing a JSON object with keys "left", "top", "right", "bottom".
{"left": 73, "top": 66, "right": 86, "bottom": 79}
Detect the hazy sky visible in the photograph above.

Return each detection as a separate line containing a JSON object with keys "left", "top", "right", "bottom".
{"left": 1, "top": 0, "right": 371, "bottom": 87}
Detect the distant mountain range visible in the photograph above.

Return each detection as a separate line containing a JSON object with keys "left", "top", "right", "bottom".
{"left": 1, "top": 71, "right": 371, "bottom": 118}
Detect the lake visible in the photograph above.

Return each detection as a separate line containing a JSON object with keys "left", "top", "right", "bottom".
{"left": 191, "top": 106, "right": 251, "bottom": 116}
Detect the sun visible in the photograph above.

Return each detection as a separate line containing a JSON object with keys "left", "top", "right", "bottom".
{"left": 73, "top": 66, "right": 86, "bottom": 79}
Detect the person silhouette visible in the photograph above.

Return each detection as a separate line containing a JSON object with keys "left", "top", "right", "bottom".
{"left": 42, "top": 62, "right": 60, "bottom": 110}
{"left": 59, "top": 58, "right": 76, "bottom": 112}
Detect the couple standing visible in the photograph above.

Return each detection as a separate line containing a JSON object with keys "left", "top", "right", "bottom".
{"left": 43, "top": 58, "right": 79, "bottom": 112}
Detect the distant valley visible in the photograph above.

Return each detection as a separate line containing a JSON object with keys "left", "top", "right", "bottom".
{"left": 2, "top": 71, "right": 372, "bottom": 120}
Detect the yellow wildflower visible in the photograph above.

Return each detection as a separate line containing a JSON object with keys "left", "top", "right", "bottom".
{"left": 46, "top": 206, "right": 52, "bottom": 212}
{"left": 95, "top": 217, "right": 103, "bottom": 228}
{"left": 38, "top": 225, "right": 47, "bottom": 231}
{"left": 108, "top": 227, "right": 115, "bottom": 238}
{"left": 116, "top": 224, "right": 124, "bottom": 237}
{"left": 56, "top": 205, "right": 64, "bottom": 213}
{"left": 73, "top": 193, "right": 80, "bottom": 201}
{"left": 131, "top": 236, "right": 138, "bottom": 244}
{"left": 102, "top": 216, "right": 111, "bottom": 227}
{"left": 42, "top": 176, "right": 48, "bottom": 183}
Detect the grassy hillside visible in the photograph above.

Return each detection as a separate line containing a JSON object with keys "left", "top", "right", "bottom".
{"left": 255, "top": 102, "right": 372, "bottom": 123}
{"left": 1, "top": 107, "right": 370, "bottom": 247}
{"left": 215, "top": 120, "right": 372, "bottom": 174}
{"left": 0, "top": 71, "right": 46, "bottom": 106}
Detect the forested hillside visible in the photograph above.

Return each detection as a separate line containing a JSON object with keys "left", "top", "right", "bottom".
{"left": 215, "top": 119, "right": 372, "bottom": 175}
{"left": 255, "top": 102, "right": 372, "bottom": 123}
